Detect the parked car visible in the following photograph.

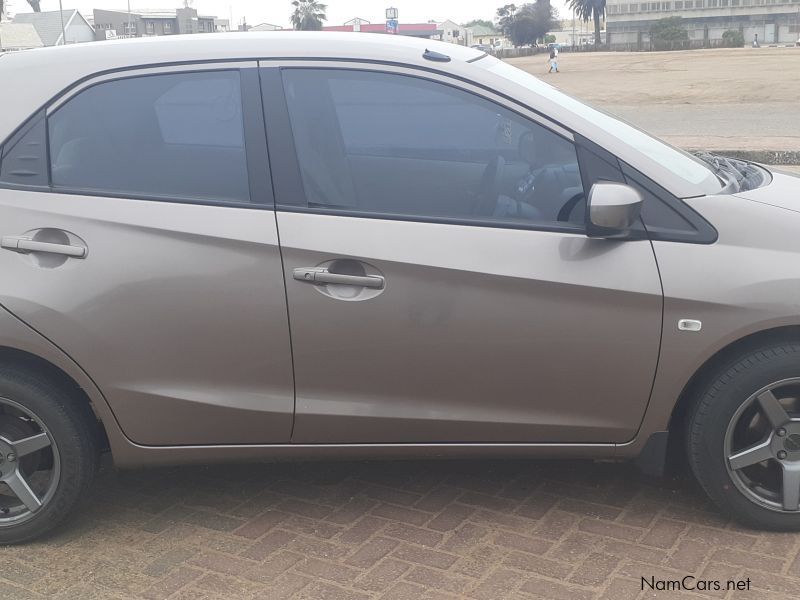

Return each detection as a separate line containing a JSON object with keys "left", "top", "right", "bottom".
{"left": 0, "top": 32, "right": 799, "bottom": 543}
{"left": 471, "top": 43, "right": 494, "bottom": 53}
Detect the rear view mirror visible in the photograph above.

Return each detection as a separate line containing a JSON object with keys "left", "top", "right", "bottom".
{"left": 586, "top": 182, "right": 643, "bottom": 238}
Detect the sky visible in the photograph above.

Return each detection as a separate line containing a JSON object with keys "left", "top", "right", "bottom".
{"left": 6, "top": 0, "right": 575, "bottom": 29}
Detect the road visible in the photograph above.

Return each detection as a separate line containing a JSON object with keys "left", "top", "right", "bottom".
{"left": 508, "top": 47, "right": 800, "bottom": 152}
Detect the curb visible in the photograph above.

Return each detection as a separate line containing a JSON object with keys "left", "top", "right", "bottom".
{"left": 685, "top": 149, "right": 800, "bottom": 165}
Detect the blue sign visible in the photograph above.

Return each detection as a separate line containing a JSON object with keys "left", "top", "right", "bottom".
{"left": 386, "top": 19, "right": 399, "bottom": 34}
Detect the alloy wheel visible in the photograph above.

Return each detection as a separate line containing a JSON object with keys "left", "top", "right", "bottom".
{"left": 0, "top": 397, "right": 60, "bottom": 526}
{"left": 725, "top": 378, "right": 800, "bottom": 512}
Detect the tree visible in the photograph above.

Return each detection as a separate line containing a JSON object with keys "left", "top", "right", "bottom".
{"left": 0, "top": 0, "right": 5, "bottom": 22}
{"left": 649, "top": 16, "right": 688, "bottom": 49}
{"left": 497, "top": 2, "right": 557, "bottom": 47}
{"left": 496, "top": 4, "right": 517, "bottom": 35}
{"left": 568, "top": 0, "right": 605, "bottom": 49}
{"left": 27, "top": 0, "right": 41, "bottom": 12}
{"left": 290, "top": 0, "right": 326, "bottom": 31}
{"left": 465, "top": 19, "right": 494, "bottom": 29}
{"left": 722, "top": 29, "right": 744, "bottom": 48}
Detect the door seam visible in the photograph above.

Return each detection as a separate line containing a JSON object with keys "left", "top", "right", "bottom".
{"left": 257, "top": 66, "right": 299, "bottom": 442}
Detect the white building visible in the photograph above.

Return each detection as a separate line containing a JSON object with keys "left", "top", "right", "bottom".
{"left": 0, "top": 22, "right": 44, "bottom": 51}
{"left": 13, "top": 9, "right": 94, "bottom": 46}
{"left": 248, "top": 22, "right": 283, "bottom": 32}
{"left": 437, "top": 19, "right": 470, "bottom": 45}
{"left": 607, "top": 0, "right": 800, "bottom": 46}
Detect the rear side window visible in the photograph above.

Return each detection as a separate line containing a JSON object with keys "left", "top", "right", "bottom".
{"left": 48, "top": 71, "right": 250, "bottom": 203}
{"left": 281, "top": 69, "right": 584, "bottom": 229}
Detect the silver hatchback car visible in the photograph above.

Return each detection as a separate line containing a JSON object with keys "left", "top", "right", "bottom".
{"left": 1, "top": 33, "right": 799, "bottom": 543}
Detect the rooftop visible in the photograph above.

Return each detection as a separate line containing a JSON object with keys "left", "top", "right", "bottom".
{"left": 96, "top": 8, "right": 217, "bottom": 20}
{"left": 12, "top": 9, "right": 89, "bottom": 46}
{"left": 0, "top": 22, "right": 44, "bottom": 50}
{"left": 468, "top": 24, "right": 500, "bottom": 36}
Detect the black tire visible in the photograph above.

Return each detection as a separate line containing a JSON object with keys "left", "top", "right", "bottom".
{"left": 0, "top": 366, "right": 98, "bottom": 544}
{"left": 688, "top": 342, "right": 800, "bottom": 530}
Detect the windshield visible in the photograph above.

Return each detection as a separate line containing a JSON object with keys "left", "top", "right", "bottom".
{"left": 478, "top": 57, "right": 723, "bottom": 195}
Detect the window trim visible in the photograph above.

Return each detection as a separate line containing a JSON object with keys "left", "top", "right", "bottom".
{"left": 261, "top": 62, "right": 587, "bottom": 235}
{"left": 0, "top": 61, "right": 275, "bottom": 210}
{"left": 574, "top": 134, "right": 717, "bottom": 244}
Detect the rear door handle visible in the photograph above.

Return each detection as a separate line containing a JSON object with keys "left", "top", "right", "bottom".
{"left": 1, "top": 236, "right": 87, "bottom": 258}
{"left": 293, "top": 267, "right": 385, "bottom": 289}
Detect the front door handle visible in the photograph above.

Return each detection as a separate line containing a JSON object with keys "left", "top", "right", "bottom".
{"left": 293, "top": 267, "right": 385, "bottom": 289}
{"left": 1, "top": 236, "right": 87, "bottom": 258}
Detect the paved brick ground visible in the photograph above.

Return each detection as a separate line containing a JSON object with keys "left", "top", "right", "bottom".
{"left": 2, "top": 457, "right": 799, "bottom": 599}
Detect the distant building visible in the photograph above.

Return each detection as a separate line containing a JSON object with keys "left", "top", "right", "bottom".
{"left": 0, "top": 22, "right": 44, "bottom": 51}
{"left": 248, "top": 23, "right": 283, "bottom": 32}
{"left": 547, "top": 29, "right": 598, "bottom": 46}
{"left": 344, "top": 17, "right": 370, "bottom": 31}
{"left": 13, "top": 9, "right": 94, "bottom": 46}
{"left": 323, "top": 20, "right": 442, "bottom": 39}
{"left": 437, "top": 19, "right": 469, "bottom": 45}
{"left": 467, "top": 24, "right": 511, "bottom": 48}
{"left": 214, "top": 18, "right": 230, "bottom": 33}
{"left": 92, "top": 7, "right": 218, "bottom": 40}
{"left": 607, "top": 0, "right": 800, "bottom": 46}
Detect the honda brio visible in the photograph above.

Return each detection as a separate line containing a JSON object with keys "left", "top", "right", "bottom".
{"left": 0, "top": 33, "right": 799, "bottom": 543}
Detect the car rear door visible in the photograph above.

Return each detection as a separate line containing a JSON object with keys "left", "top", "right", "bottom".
{"left": 0, "top": 63, "right": 294, "bottom": 446}
{"left": 262, "top": 63, "right": 663, "bottom": 445}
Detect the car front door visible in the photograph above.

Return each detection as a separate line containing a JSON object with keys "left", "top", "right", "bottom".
{"left": 265, "top": 64, "right": 664, "bottom": 445}
{"left": 0, "top": 64, "right": 294, "bottom": 445}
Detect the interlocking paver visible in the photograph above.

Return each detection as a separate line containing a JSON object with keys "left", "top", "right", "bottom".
{"left": 2, "top": 457, "right": 800, "bottom": 599}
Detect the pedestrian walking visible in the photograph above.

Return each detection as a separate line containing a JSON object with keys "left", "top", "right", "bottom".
{"left": 547, "top": 45, "right": 559, "bottom": 73}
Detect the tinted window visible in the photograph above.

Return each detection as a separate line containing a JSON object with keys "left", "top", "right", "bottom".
{"left": 480, "top": 58, "right": 721, "bottom": 195}
{"left": 48, "top": 71, "right": 250, "bottom": 203}
{"left": 0, "top": 113, "right": 48, "bottom": 188}
{"left": 282, "top": 69, "right": 584, "bottom": 228}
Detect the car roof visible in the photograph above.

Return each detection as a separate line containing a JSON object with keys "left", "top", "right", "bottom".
{"left": 0, "top": 32, "right": 483, "bottom": 143}
{"left": 10, "top": 31, "right": 483, "bottom": 67}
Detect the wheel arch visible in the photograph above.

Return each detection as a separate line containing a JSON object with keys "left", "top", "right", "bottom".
{"left": 666, "top": 325, "right": 800, "bottom": 467}
{"left": 0, "top": 346, "right": 110, "bottom": 452}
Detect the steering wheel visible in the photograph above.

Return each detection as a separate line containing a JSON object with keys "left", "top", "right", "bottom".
{"left": 556, "top": 191, "right": 586, "bottom": 223}
{"left": 475, "top": 156, "right": 506, "bottom": 216}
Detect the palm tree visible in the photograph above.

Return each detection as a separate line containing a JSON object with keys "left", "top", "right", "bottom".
{"left": 568, "top": 0, "right": 605, "bottom": 49}
{"left": 290, "top": 0, "right": 327, "bottom": 31}
{"left": 27, "top": 0, "right": 41, "bottom": 12}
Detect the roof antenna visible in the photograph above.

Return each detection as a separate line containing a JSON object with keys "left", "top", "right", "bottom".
{"left": 423, "top": 49, "right": 451, "bottom": 63}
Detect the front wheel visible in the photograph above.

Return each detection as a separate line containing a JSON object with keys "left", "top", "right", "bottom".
{"left": 688, "top": 342, "right": 800, "bottom": 530}
{"left": 0, "top": 367, "right": 98, "bottom": 544}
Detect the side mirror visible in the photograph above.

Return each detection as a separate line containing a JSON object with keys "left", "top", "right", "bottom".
{"left": 586, "top": 182, "right": 644, "bottom": 238}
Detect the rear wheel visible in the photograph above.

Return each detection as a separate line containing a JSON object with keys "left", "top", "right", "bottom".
{"left": 688, "top": 343, "right": 800, "bottom": 530}
{"left": 0, "top": 368, "right": 97, "bottom": 544}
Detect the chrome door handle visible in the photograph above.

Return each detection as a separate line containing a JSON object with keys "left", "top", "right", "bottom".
{"left": 293, "top": 267, "right": 385, "bottom": 289}
{"left": 1, "top": 236, "right": 87, "bottom": 258}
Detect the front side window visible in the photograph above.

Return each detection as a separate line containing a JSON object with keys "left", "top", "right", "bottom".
{"left": 480, "top": 56, "right": 721, "bottom": 195}
{"left": 282, "top": 69, "right": 584, "bottom": 229}
{"left": 48, "top": 70, "right": 250, "bottom": 203}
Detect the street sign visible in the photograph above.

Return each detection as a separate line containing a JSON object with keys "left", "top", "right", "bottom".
{"left": 386, "top": 7, "right": 398, "bottom": 20}
{"left": 386, "top": 19, "right": 398, "bottom": 34}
